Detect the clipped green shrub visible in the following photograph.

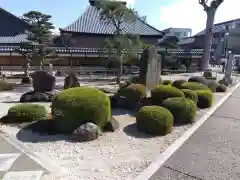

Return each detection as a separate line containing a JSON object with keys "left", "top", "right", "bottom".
{"left": 0, "top": 80, "right": 15, "bottom": 91}
{"left": 181, "top": 89, "right": 198, "bottom": 104}
{"left": 136, "top": 106, "right": 173, "bottom": 135}
{"left": 151, "top": 85, "right": 184, "bottom": 105}
{"left": 171, "top": 79, "right": 187, "bottom": 89}
{"left": 181, "top": 82, "right": 209, "bottom": 91}
{"left": 52, "top": 87, "right": 111, "bottom": 133}
{"left": 216, "top": 84, "right": 227, "bottom": 92}
{"left": 207, "top": 80, "right": 220, "bottom": 92}
{"left": 162, "top": 80, "right": 172, "bottom": 85}
{"left": 195, "top": 90, "right": 214, "bottom": 109}
{"left": 188, "top": 76, "right": 208, "bottom": 85}
{"left": 218, "top": 78, "right": 232, "bottom": 86}
{"left": 118, "top": 83, "right": 147, "bottom": 106}
{"left": 162, "top": 97, "right": 197, "bottom": 124}
{"left": 203, "top": 71, "right": 212, "bottom": 78}
{"left": 126, "top": 75, "right": 139, "bottom": 84}
{"left": 7, "top": 104, "right": 47, "bottom": 122}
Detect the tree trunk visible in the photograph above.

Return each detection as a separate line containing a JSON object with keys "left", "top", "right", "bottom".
{"left": 201, "top": 9, "right": 216, "bottom": 70}
{"left": 116, "top": 54, "right": 123, "bottom": 84}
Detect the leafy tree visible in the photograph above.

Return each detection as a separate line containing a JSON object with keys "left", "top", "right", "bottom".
{"left": 199, "top": 0, "right": 224, "bottom": 70}
{"left": 22, "top": 11, "right": 56, "bottom": 70}
{"left": 95, "top": 0, "right": 145, "bottom": 83}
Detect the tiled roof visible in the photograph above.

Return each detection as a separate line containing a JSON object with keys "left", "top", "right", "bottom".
{"left": 0, "top": 45, "right": 209, "bottom": 56}
{"left": 61, "top": 5, "right": 163, "bottom": 36}
{"left": 194, "top": 18, "right": 240, "bottom": 37}
{"left": 0, "top": 34, "right": 30, "bottom": 44}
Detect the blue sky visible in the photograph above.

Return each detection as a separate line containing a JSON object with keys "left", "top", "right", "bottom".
{"left": 1, "top": 0, "right": 239, "bottom": 34}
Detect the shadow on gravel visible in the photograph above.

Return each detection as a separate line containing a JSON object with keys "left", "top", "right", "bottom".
{"left": 16, "top": 120, "right": 69, "bottom": 143}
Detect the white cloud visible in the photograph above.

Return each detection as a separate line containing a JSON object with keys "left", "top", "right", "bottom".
{"left": 159, "top": 0, "right": 240, "bottom": 35}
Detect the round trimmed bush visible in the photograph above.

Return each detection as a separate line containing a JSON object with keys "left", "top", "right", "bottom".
{"left": 195, "top": 90, "right": 214, "bottom": 109}
{"left": 151, "top": 85, "right": 184, "bottom": 105}
{"left": 0, "top": 80, "right": 15, "bottom": 91}
{"left": 162, "top": 97, "right": 197, "bottom": 124}
{"left": 126, "top": 75, "right": 139, "bottom": 84}
{"left": 181, "top": 89, "right": 198, "bottom": 104}
{"left": 136, "top": 106, "right": 173, "bottom": 135}
{"left": 118, "top": 83, "right": 146, "bottom": 106}
{"left": 7, "top": 104, "right": 47, "bottom": 122}
{"left": 52, "top": 87, "right": 111, "bottom": 133}
{"left": 181, "top": 82, "right": 209, "bottom": 91}
{"left": 203, "top": 71, "right": 212, "bottom": 78}
{"left": 171, "top": 79, "right": 187, "bottom": 89}
{"left": 216, "top": 84, "right": 227, "bottom": 92}
{"left": 188, "top": 76, "right": 208, "bottom": 85}
{"left": 207, "top": 80, "right": 220, "bottom": 92}
{"left": 162, "top": 80, "right": 172, "bottom": 85}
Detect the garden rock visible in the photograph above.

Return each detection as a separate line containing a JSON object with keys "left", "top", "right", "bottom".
{"left": 20, "top": 90, "right": 58, "bottom": 102}
{"left": 32, "top": 71, "right": 56, "bottom": 92}
{"left": 104, "top": 117, "right": 119, "bottom": 132}
{"left": 64, "top": 73, "right": 80, "bottom": 89}
{"left": 71, "top": 122, "right": 102, "bottom": 142}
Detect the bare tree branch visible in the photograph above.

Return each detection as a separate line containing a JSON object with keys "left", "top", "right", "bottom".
{"left": 210, "top": 0, "right": 224, "bottom": 9}
{"left": 199, "top": 0, "right": 210, "bottom": 11}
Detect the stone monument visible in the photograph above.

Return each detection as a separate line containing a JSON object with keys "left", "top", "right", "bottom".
{"left": 138, "top": 46, "right": 162, "bottom": 90}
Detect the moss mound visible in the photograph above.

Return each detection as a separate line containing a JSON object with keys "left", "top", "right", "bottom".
{"left": 181, "top": 82, "right": 209, "bottom": 91}
{"left": 7, "top": 104, "right": 47, "bottom": 122}
{"left": 216, "top": 84, "right": 227, "bottom": 92}
{"left": 188, "top": 76, "right": 208, "bottom": 85}
{"left": 195, "top": 90, "right": 214, "bottom": 109}
{"left": 0, "top": 80, "right": 15, "bottom": 91}
{"left": 52, "top": 87, "right": 111, "bottom": 133}
{"left": 181, "top": 89, "right": 198, "bottom": 104}
{"left": 162, "top": 97, "right": 197, "bottom": 124}
{"left": 203, "top": 71, "right": 212, "bottom": 78}
{"left": 136, "top": 106, "right": 173, "bottom": 135}
{"left": 118, "top": 83, "right": 147, "bottom": 107}
{"left": 162, "top": 80, "right": 172, "bottom": 85}
{"left": 151, "top": 85, "right": 184, "bottom": 105}
{"left": 207, "top": 80, "right": 220, "bottom": 92}
{"left": 171, "top": 79, "right": 187, "bottom": 89}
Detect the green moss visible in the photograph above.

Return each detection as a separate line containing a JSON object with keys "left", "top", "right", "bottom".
{"left": 162, "top": 80, "right": 172, "bottom": 85}
{"left": 162, "top": 97, "right": 197, "bottom": 124}
{"left": 181, "top": 82, "right": 210, "bottom": 91}
{"left": 136, "top": 106, "right": 173, "bottom": 135}
{"left": 188, "top": 76, "right": 208, "bottom": 85}
{"left": 216, "top": 84, "right": 227, "bottom": 92}
{"left": 7, "top": 104, "right": 47, "bottom": 122}
{"left": 52, "top": 87, "right": 111, "bottom": 133}
{"left": 195, "top": 90, "right": 214, "bottom": 109}
{"left": 171, "top": 79, "right": 187, "bottom": 89}
{"left": 181, "top": 89, "right": 198, "bottom": 104}
{"left": 151, "top": 85, "right": 184, "bottom": 105}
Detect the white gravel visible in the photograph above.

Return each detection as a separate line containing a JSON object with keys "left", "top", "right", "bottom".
{"left": 0, "top": 112, "right": 191, "bottom": 180}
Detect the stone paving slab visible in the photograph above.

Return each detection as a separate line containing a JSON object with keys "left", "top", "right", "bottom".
{"left": 213, "top": 97, "right": 240, "bottom": 119}
{"left": 157, "top": 115, "right": 240, "bottom": 180}
{"left": 0, "top": 134, "right": 45, "bottom": 179}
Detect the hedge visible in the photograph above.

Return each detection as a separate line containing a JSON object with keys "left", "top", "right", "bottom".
{"left": 181, "top": 89, "right": 198, "bottom": 104}
{"left": 195, "top": 90, "right": 214, "bottom": 109}
{"left": 181, "top": 82, "right": 210, "bottom": 91}
{"left": 188, "top": 76, "right": 208, "bottom": 85}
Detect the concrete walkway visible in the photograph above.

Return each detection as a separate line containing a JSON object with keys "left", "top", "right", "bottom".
{"left": 150, "top": 86, "right": 240, "bottom": 180}
{"left": 0, "top": 134, "right": 45, "bottom": 180}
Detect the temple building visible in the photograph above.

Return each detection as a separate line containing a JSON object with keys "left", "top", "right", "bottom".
{"left": 0, "top": 0, "right": 206, "bottom": 69}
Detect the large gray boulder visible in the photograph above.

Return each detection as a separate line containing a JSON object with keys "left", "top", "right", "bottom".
{"left": 63, "top": 73, "right": 80, "bottom": 89}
